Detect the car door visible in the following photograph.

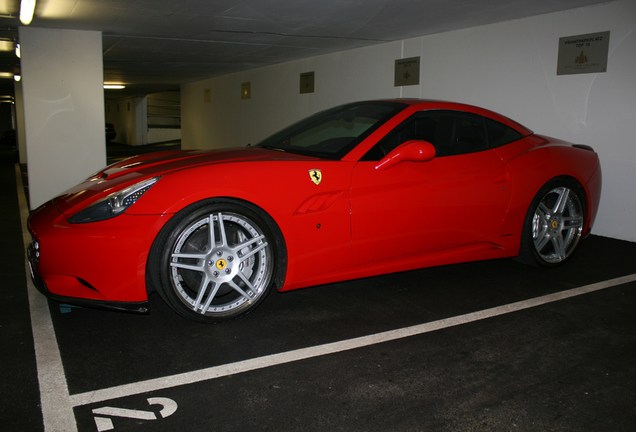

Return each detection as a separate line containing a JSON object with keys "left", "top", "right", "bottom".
{"left": 349, "top": 110, "right": 512, "bottom": 267}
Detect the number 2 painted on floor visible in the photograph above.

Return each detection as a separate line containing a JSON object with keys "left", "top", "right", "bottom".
{"left": 92, "top": 397, "right": 178, "bottom": 431}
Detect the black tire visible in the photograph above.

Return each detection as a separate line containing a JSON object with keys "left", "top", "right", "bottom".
{"left": 518, "top": 178, "right": 586, "bottom": 267}
{"left": 148, "top": 199, "right": 282, "bottom": 322}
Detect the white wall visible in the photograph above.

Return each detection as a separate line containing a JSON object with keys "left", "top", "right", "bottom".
{"left": 182, "top": 0, "right": 636, "bottom": 242}
{"left": 20, "top": 27, "right": 106, "bottom": 209}
{"left": 181, "top": 41, "right": 405, "bottom": 150}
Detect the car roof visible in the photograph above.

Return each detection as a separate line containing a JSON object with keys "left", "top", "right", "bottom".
{"left": 374, "top": 98, "right": 533, "bottom": 135}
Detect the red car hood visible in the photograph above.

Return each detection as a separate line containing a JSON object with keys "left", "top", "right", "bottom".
{"left": 101, "top": 147, "right": 317, "bottom": 180}
{"left": 50, "top": 147, "right": 318, "bottom": 216}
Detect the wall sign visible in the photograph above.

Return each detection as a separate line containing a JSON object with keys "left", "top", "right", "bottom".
{"left": 241, "top": 82, "right": 251, "bottom": 99}
{"left": 557, "top": 31, "right": 610, "bottom": 75}
{"left": 394, "top": 56, "right": 420, "bottom": 86}
{"left": 300, "top": 71, "right": 315, "bottom": 94}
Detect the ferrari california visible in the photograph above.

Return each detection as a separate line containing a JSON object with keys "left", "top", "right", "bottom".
{"left": 27, "top": 99, "right": 602, "bottom": 322}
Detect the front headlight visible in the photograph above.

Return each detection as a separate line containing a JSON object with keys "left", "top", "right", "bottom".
{"left": 68, "top": 177, "right": 159, "bottom": 223}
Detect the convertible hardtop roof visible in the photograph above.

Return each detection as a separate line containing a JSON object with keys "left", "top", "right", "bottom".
{"left": 375, "top": 98, "right": 533, "bottom": 135}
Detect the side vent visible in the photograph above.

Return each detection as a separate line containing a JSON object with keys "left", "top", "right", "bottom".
{"left": 294, "top": 191, "right": 344, "bottom": 215}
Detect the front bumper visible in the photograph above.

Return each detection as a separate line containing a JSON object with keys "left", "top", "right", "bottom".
{"left": 27, "top": 241, "right": 150, "bottom": 313}
{"left": 26, "top": 195, "right": 170, "bottom": 312}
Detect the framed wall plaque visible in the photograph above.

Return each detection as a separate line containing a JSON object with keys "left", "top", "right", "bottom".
{"left": 394, "top": 56, "right": 420, "bottom": 86}
{"left": 300, "top": 71, "right": 315, "bottom": 94}
{"left": 557, "top": 31, "right": 610, "bottom": 75}
{"left": 241, "top": 81, "right": 251, "bottom": 99}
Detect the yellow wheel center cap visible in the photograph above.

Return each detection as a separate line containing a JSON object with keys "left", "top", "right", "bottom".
{"left": 551, "top": 220, "right": 559, "bottom": 229}
{"left": 215, "top": 259, "right": 227, "bottom": 270}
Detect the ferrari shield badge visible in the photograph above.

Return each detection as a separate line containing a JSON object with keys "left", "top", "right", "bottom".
{"left": 308, "top": 169, "right": 322, "bottom": 185}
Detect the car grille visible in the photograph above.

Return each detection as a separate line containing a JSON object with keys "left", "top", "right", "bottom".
{"left": 27, "top": 240, "right": 40, "bottom": 280}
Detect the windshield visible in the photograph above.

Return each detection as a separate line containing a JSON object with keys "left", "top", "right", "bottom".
{"left": 255, "top": 101, "right": 405, "bottom": 160}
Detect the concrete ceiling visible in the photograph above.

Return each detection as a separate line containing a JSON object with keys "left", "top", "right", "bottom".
{"left": 0, "top": 0, "right": 613, "bottom": 97}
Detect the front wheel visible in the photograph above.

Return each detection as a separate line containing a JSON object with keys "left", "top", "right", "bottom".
{"left": 149, "top": 200, "right": 280, "bottom": 322}
{"left": 519, "top": 180, "right": 586, "bottom": 266}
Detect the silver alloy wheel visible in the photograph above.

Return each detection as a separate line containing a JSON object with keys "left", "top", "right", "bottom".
{"left": 168, "top": 211, "right": 273, "bottom": 317}
{"left": 531, "top": 186, "right": 583, "bottom": 264}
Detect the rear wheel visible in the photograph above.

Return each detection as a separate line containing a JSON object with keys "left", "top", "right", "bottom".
{"left": 149, "top": 200, "right": 279, "bottom": 322}
{"left": 519, "top": 180, "right": 585, "bottom": 266}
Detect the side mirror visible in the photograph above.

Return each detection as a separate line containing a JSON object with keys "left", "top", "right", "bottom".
{"left": 374, "top": 140, "right": 436, "bottom": 171}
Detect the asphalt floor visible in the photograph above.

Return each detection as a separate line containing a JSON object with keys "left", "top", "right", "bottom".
{"left": 2, "top": 145, "right": 635, "bottom": 431}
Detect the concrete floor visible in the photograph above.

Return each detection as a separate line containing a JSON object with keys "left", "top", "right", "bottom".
{"left": 2, "top": 147, "right": 635, "bottom": 431}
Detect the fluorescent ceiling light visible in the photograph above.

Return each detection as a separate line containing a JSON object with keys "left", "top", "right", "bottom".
{"left": 104, "top": 84, "right": 126, "bottom": 89}
{"left": 0, "top": 72, "right": 20, "bottom": 81}
{"left": 20, "top": 0, "right": 37, "bottom": 25}
{"left": 0, "top": 40, "right": 14, "bottom": 52}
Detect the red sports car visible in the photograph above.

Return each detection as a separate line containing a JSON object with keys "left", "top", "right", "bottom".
{"left": 27, "top": 100, "right": 602, "bottom": 322}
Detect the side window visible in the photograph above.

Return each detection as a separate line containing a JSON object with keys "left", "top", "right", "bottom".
{"left": 362, "top": 110, "right": 492, "bottom": 161}
{"left": 361, "top": 112, "right": 441, "bottom": 161}
{"left": 486, "top": 118, "right": 523, "bottom": 148}
{"left": 450, "top": 113, "right": 488, "bottom": 155}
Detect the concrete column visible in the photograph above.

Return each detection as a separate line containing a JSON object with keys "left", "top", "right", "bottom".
{"left": 14, "top": 80, "right": 27, "bottom": 165}
{"left": 19, "top": 27, "right": 106, "bottom": 209}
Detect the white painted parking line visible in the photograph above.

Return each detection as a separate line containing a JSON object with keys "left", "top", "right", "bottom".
{"left": 17, "top": 165, "right": 636, "bottom": 427}
{"left": 68, "top": 273, "right": 636, "bottom": 407}
{"left": 16, "top": 164, "right": 77, "bottom": 432}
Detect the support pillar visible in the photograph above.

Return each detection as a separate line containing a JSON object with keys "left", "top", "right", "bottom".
{"left": 19, "top": 27, "right": 106, "bottom": 209}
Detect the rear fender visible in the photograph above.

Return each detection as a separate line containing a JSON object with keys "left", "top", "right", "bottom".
{"left": 497, "top": 139, "right": 601, "bottom": 245}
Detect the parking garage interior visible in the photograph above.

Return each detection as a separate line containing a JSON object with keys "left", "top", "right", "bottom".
{"left": 1, "top": 1, "right": 635, "bottom": 431}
